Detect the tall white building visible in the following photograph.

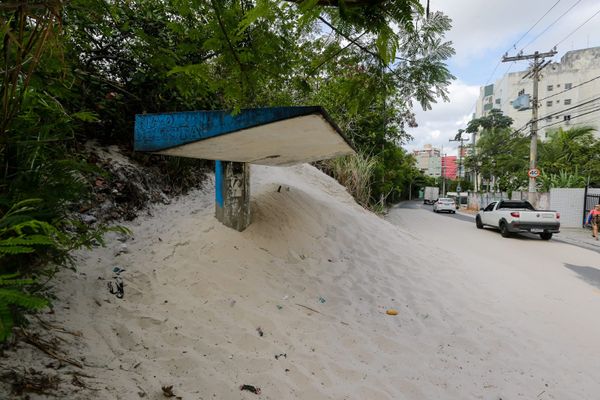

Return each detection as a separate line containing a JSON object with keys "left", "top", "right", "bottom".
{"left": 474, "top": 46, "right": 600, "bottom": 139}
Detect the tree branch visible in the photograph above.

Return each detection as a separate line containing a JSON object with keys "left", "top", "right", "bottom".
{"left": 317, "top": 16, "right": 380, "bottom": 61}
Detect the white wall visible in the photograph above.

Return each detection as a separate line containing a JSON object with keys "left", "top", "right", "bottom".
{"left": 470, "top": 188, "right": 598, "bottom": 228}
{"left": 549, "top": 188, "right": 585, "bottom": 228}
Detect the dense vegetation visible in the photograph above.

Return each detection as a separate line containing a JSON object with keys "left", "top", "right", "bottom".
{"left": 0, "top": 1, "right": 454, "bottom": 341}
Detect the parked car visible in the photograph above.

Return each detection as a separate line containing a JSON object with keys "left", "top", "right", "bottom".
{"left": 475, "top": 200, "right": 560, "bottom": 240}
{"left": 433, "top": 198, "right": 457, "bottom": 213}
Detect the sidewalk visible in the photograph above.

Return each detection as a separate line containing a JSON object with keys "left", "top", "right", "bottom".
{"left": 554, "top": 227, "right": 600, "bottom": 253}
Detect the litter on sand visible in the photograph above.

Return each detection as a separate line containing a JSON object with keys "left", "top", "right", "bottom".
{"left": 240, "top": 384, "right": 261, "bottom": 394}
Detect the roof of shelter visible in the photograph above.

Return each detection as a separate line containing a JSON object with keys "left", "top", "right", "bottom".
{"left": 134, "top": 106, "right": 355, "bottom": 166}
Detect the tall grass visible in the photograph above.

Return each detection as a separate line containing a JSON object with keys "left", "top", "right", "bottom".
{"left": 327, "top": 153, "right": 377, "bottom": 208}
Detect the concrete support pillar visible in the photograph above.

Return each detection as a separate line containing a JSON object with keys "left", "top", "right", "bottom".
{"left": 215, "top": 160, "right": 250, "bottom": 231}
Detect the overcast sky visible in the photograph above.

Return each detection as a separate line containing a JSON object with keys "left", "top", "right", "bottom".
{"left": 404, "top": 0, "right": 600, "bottom": 156}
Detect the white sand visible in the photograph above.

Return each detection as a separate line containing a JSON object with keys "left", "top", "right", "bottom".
{"left": 6, "top": 164, "right": 600, "bottom": 399}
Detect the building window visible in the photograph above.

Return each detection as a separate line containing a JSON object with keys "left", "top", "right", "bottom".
{"left": 547, "top": 85, "right": 553, "bottom": 91}
{"left": 546, "top": 116, "right": 552, "bottom": 122}
{"left": 564, "top": 99, "right": 571, "bottom": 105}
{"left": 495, "top": 98, "right": 501, "bottom": 104}
{"left": 484, "top": 84, "right": 494, "bottom": 97}
{"left": 564, "top": 115, "right": 571, "bottom": 123}
{"left": 546, "top": 100, "right": 553, "bottom": 107}
{"left": 565, "top": 83, "right": 572, "bottom": 90}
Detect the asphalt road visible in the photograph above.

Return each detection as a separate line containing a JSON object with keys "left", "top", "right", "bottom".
{"left": 385, "top": 200, "right": 600, "bottom": 397}
{"left": 394, "top": 200, "right": 599, "bottom": 252}
{"left": 386, "top": 199, "right": 600, "bottom": 293}
{"left": 394, "top": 200, "right": 475, "bottom": 223}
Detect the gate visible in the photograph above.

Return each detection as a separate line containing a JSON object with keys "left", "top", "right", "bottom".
{"left": 583, "top": 186, "right": 600, "bottom": 226}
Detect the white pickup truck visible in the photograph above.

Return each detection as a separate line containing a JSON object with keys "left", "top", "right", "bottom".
{"left": 475, "top": 200, "right": 560, "bottom": 240}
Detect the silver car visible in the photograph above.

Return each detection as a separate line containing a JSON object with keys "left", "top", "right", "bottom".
{"left": 433, "top": 197, "right": 457, "bottom": 214}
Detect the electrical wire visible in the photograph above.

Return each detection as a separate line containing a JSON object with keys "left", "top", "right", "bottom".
{"left": 555, "top": 6, "right": 600, "bottom": 48}
{"left": 514, "top": 94, "right": 600, "bottom": 134}
{"left": 534, "top": 94, "right": 600, "bottom": 123}
{"left": 520, "top": 0, "right": 582, "bottom": 52}
{"left": 498, "top": 63, "right": 518, "bottom": 110}
{"left": 539, "top": 102, "right": 600, "bottom": 124}
{"left": 537, "top": 106, "right": 600, "bottom": 130}
{"left": 470, "top": 2, "right": 565, "bottom": 123}
{"left": 539, "top": 73, "right": 600, "bottom": 101}
{"left": 482, "top": 1, "right": 562, "bottom": 87}
{"left": 512, "top": 0, "right": 562, "bottom": 50}
{"left": 469, "top": 0, "right": 568, "bottom": 132}
{"left": 514, "top": 120, "right": 532, "bottom": 135}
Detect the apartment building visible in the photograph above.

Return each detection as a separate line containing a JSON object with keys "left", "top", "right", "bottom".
{"left": 474, "top": 46, "right": 600, "bottom": 139}
{"left": 413, "top": 144, "right": 441, "bottom": 177}
{"left": 413, "top": 145, "right": 458, "bottom": 179}
{"left": 442, "top": 156, "right": 457, "bottom": 179}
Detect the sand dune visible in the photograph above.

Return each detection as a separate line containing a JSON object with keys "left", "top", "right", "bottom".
{"left": 5, "top": 164, "right": 599, "bottom": 399}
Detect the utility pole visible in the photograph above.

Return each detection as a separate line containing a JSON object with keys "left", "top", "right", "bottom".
{"left": 502, "top": 49, "right": 556, "bottom": 204}
{"left": 440, "top": 145, "right": 445, "bottom": 196}
{"left": 450, "top": 129, "right": 468, "bottom": 208}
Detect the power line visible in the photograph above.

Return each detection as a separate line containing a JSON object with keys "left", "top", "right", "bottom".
{"left": 515, "top": 91, "right": 600, "bottom": 133}
{"left": 482, "top": 62, "right": 502, "bottom": 87}
{"left": 555, "top": 6, "right": 600, "bottom": 47}
{"left": 512, "top": 0, "right": 563, "bottom": 50}
{"left": 539, "top": 103, "right": 599, "bottom": 125}
{"left": 539, "top": 73, "right": 600, "bottom": 101}
{"left": 537, "top": 106, "right": 600, "bottom": 130}
{"left": 514, "top": 120, "right": 531, "bottom": 135}
{"left": 482, "top": 1, "right": 563, "bottom": 88}
{"left": 520, "top": 0, "right": 582, "bottom": 51}
{"left": 534, "top": 94, "right": 600, "bottom": 123}
{"left": 466, "top": 2, "right": 566, "bottom": 133}
{"left": 499, "top": 62, "right": 518, "bottom": 110}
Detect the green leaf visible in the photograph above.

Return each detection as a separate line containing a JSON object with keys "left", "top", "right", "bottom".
{"left": 72, "top": 111, "right": 100, "bottom": 122}
{"left": 237, "top": 0, "right": 274, "bottom": 34}
{"left": 0, "top": 288, "right": 48, "bottom": 309}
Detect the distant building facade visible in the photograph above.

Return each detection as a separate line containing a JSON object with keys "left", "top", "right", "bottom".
{"left": 413, "top": 145, "right": 459, "bottom": 179}
{"left": 442, "top": 156, "right": 457, "bottom": 179}
{"left": 474, "top": 46, "right": 600, "bottom": 139}
{"left": 413, "top": 144, "right": 442, "bottom": 177}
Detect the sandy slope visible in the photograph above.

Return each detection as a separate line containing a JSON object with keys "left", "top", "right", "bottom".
{"left": 4, "top": 164, "right": 599, "bottom": 399}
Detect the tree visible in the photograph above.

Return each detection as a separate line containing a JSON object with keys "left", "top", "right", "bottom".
{"left": 538, "top": 126, "right": 599, "bottom": 184}
{"left": 464, "top": 128, "right": 529, "bottom": 192}
{"left": 465, "top": 108, "right": 513, "bottom": 133}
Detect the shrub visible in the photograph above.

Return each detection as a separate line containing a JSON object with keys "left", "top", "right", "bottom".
{"left": 327, "top": 153, "right": 377, "bottom": 208}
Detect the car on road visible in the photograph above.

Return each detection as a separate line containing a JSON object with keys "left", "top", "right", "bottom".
{"left": 475, "top": 200, "right": 560, "bottom": 240}
{"left": 433, "top": 198, "right": 457, "bottom": 214}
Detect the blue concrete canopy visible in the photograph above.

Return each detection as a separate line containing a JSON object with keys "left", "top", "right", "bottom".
{"left": 134, "top": 106, "right": 355, "bottom": 166}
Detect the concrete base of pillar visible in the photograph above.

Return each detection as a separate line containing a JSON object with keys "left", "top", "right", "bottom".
{"left": 215, "top": 161, "right": 251, "bottom": 231}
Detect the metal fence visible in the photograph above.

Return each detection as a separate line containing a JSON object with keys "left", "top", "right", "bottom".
{"left": 583, "top": 186, "right": 600, "bottom": 227}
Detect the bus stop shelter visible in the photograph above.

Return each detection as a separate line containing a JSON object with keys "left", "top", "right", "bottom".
{"left": 134, "top": 106, "right": 355, "bottom": 231}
